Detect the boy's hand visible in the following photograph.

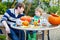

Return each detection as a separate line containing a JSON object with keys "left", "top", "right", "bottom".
{"left": 42, "top": 23, "right": 46, "bottom": 26}
{"left": 6, "top": 27, "right": 10, "bottom": 33}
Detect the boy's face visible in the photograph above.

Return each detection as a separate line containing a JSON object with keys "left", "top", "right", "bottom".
{"left": 35, "top": 11, "right": 41, "bottom": 16}
{"left": 18, "top": 7, "right": 24, "bottom": 14}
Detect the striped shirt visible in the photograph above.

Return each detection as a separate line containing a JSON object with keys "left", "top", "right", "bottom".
{"left": 1, "top": 9, "right": 24, "bottom": 26}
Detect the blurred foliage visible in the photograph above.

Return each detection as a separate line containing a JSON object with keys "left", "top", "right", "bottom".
{"left": 26, "top": 0, "right": 38, "bottom": 16}
{"left": 0, "top": 2, "right": 13, "bottom": 15}
{"left": 0, "top": 34, "right": 6, "bottom": 40}
{"left": 39, "top": 0, "right": 60, "bottom": 14}
{"left": 0, "top": 2, "right": 7, "bottom": 15}
{"left": 25, "top": 0, "right": 38, "bottom": 16}
{"left": 0, "top": 1, "right": 15, "bottom": 15}
{"left": 11, "top": 0, "right": 17, "bottom": 8}
{"left": 47, "top": 6, "right": 59, "bottom": 14}
{"left": 2, "top": 2, "right": 13, "bottom": 8}
{"left": 40, "top": 0, "right": 50, "bottom": 3}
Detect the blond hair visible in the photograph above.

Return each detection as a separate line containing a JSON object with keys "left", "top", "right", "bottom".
{"left": 35, "top": 7, "right": 43, "bottom": 15}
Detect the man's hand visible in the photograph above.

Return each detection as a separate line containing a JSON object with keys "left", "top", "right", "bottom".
{"left": 2, "top": 21, "right": 10, "bottom": 33}
{"left": 5, "top": 27, "right": 10, "bottom": 33}
{"left": 16, "top": 19, "right": 24, "bottom": 26}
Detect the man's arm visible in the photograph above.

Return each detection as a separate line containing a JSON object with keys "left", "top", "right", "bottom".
{"left": 2, "top": 21, "right": 10, "bottom": 33}
{"left": 1, "top": 10, "right": 10, "bottom": 33}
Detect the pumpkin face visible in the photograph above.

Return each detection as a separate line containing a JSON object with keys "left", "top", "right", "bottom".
{"left": 22, "top": 21, "right": 29, "bottom": 26}
{"left": 48, "top": 14, "right": 60, "bottom": 25}
{"left": 20, "top": 16, "right": 31, "bottom": 22}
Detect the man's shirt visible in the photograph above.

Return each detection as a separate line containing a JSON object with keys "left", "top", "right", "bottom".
{"left": 1, "top": 9, "right": 24, "bottom": 26}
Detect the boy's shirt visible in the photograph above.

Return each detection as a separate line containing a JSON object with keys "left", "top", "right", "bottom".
{"left": 34, "top": 16, "right": 40, "bottom": 21}
{"left": 1, "top": 9, "right": 24, "bottom": 26}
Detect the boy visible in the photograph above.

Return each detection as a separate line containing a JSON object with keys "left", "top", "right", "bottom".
{"left": 1, "top": 3, "right": 25, "bottom": 40}
{"left": 27, "top": 7, "right": 43, "bottom": 40}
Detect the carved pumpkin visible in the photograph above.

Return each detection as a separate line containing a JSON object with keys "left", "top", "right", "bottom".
{"left": 48, "top": 14, "right": 60, "bottom": 25}
{"left": 22, "top": 21, "right": 29, "bottom": 26}
{"left": 20, "top": 16, "right": 31, "bottom": 22}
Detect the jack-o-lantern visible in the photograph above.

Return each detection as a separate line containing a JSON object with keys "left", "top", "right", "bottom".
{"left": 48, "top": 14, "right": 60, "bottom": 25}
{"left": 20, "top": 16, "right": 31, "bottom": 22}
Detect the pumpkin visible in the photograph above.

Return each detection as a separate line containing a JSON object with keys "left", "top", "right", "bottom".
{"left": 33, "top": 21, "right": 38, "bottom": 26}
{"left": 22, "top": 21, "right": 29, "bottom": 26}
{"left": 48, "top": 14, "right": 60, "bottom": 25}
{"left": 20, "top": 16, "right": 31, "bottom": 22}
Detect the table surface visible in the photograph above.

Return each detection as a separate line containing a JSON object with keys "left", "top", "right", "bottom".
{"left": 11, "top": 24, "right": 60, "bottom": 31}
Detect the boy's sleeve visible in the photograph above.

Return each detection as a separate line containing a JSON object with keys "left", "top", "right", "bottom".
{"left": 1, "top": 10, "right": 10, "bottom": 22}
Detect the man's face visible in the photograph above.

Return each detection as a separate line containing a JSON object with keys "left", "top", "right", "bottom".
{"left": 18, "top": 7, "right": 24, "bottom": 14}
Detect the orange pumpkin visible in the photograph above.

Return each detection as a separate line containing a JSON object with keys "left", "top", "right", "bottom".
{"left": 20, "top": 16, "right": 31, "bottom": 22}
{"left": 48, "top": 14, "right": 60, "bottom": 25}
{"left": 34, "top": 21, "right": 38, "bottom": 26}
{"left": 22, "top": 21, "right": 29, "bottom": 26}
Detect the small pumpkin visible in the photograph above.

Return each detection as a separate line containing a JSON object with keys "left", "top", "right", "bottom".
{"left": 33, "top": 21, "right": 38, "bottom": 26}
{"left": 22, "top": 21, "right": 29, "bottom": 26}
{"left": 48, "top": 14, "right": 60, "bottom": 25}
{"left": 20, "top": 16, "right": 31, "bottom": 22}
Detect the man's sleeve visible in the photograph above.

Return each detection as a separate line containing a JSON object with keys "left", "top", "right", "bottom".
{"left": 1, "top": 10, "right": 10, "bottom": 22}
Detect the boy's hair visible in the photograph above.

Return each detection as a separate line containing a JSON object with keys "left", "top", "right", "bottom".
{"left": 15, "top": 3, "right": 25, "bottom": 9}
{"left": 35, "top": 7, "right": 43, "bottom": 15}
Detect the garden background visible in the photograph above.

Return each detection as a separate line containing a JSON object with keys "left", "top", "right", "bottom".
{"left": 0, "top": 0, "right": 60, "bottom": 16}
